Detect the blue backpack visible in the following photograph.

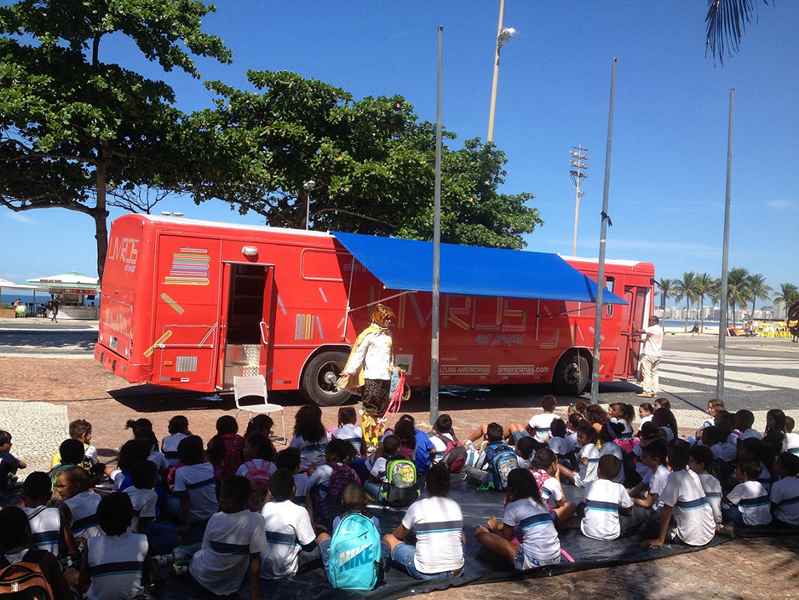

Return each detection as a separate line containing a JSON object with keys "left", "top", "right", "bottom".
{"left": 326, "top": 513, "right": 382, "bottom": 591}
{"left": 486, "top": 443, "right": 518, "bottom": 491}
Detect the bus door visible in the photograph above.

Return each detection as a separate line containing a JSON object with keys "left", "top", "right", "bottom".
{"left": 616, "top": 286, "right": 649, "bottom": 379}
{"left": 217, "top": 263, "right": 275, "bottom": 390}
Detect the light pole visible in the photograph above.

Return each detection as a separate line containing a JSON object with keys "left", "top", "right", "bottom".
{"left": 486, "top": 0, "right": 516, "bottom": 143}
{"left": 569, "top": 146, "right": 588, "bottom": 256}
{"left": 303, "top": 180, "right": 316, "bottom": 230}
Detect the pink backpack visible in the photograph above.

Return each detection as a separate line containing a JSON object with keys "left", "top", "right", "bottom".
{"left": 243, "top": 460, "right": 272, "bottom": 489}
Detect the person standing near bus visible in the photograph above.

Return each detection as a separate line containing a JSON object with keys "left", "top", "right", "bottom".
{"left": 637, "top": 316, "right": 664, "bottom": 399}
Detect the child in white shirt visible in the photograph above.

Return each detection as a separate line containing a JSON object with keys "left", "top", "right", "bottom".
{"left": 190, "top": 477, "right": 266, "bottom": 599}
{"left": 581, "top": 455, "right": 637, "bottom": 540}
{"left": 784, "top": 417, "right": 799, "bottom": 456}
{"left": 771, "top": 452, "right": 799, "bottom": 527}
{"left": 332, "top": 407, "right": 363, "bottom": 456}
{"left": 172, "top": 435, "right": 218, "bottom": 544}
{"left": 508, "top": 395, "right": 559, "bottom": 445}
{"left": 638, "top": 402, "right": 654, "bottom": 427}
{"left": 236, "top": 434, "right": 277, "bottom": 511}
{"left": 734, "top": 410, "right": 762, "bottom": 442}
{"left": 162, "top": 415, "right": 190, "bottom": 467}
{"left": 289, "top": 405, "right": 331, "bottom": 471}
{"left": 531, "top": 448, "right": 575, "bottom": 525}
{"left": 276, "top": 448, "right": 309, "bottom": 506}
{"left": 57, "top": 467, "right": 103, "bottom": 541}
{"left": 724, "top": 461, "right": 772, "bottom": 527}
{"left": 558, "top": 424, "right": 599, "bottom": 487}
{"left": 630, "top": 440, "right": 669, "bottom": 512}
{"left": 688, "top": 445, "right": 723, "bottom": 527}
{"left": 548, "top": 418, "right": 578, "bottom": 465}
{"left": 515, "top": 436, "right": 536, "bottom": 470}
{"left": 22, "top": 471, "right": 75, "bottom": 557}
{"left": 125, "top": 460, "right": 158, "bottom": 534}
{"left": 475, "top": 467, "right": 560, "bottom": 570}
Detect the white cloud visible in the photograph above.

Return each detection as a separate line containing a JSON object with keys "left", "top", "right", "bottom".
{"left": 4, "top": 211, "right": 34, "bottom": 224}
{"left": 766, "top": 200, "right": 796, "bottom": 210}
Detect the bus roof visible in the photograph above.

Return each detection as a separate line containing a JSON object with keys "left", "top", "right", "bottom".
{"left": 140, "top": 214, "right": 332, "bottom": 238}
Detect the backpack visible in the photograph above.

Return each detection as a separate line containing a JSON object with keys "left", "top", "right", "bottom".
{"left": 486, "top": 444, "right": 518, "bottom": 491}
{"left": 313, "top": 464, "right": 360, "bottom": 528}
{"left": 243, "top": 460, "right": 272, "bottom": 490}
{"left": 381, "top": 458, "right": 418, "bottom": 507}
{"left": 431, "top": 434, "right": 467, "bottom": 474}
{"left": 326, "top": 513, "right": 382, "bottom": 591}
{"left": 0, "top": 562, "right": 54, "bottom": 600}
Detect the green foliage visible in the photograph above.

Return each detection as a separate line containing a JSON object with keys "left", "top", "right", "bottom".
{"left": 775, "top": 283, "right": 799, "bottom": 309}
{"left": 183, "top": 71, "right": 541, "bottom": 249}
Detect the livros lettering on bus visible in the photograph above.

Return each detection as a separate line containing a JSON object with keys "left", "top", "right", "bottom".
{"left": 108, "top": 237, "right": 139, "bottom": 272}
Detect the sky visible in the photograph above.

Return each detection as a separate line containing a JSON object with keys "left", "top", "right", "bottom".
{"left": 2, "top": 1, "right": 797, "bottom": 303}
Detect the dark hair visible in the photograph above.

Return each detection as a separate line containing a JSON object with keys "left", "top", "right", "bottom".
{"left": 653, "top": 407, "right": 678, "bottom": 439}
{"left": 550, "top": 418, "right": 567, "bottom": 438}
{"left": 486, "top": 422, "right": 504, "bottom": 443}
{"left": 707, "top": 399, "right": 725, "bottom": 411}
{"left": 655, "top": 397, "right": 671, "bottom": 410}
{"left": 326, "top": 438, "right": 356, "bottom": 463}
{"left": 341, "top": 483, "right": 368, "bottom": 515}
{"left": 737, "top": 460, "right": 761, "bottom": 481}
{"left": 433, "top": 414, "right": 454, "bottom": 435}
{"left": 98, "top": 493, "right": 133, "bottom": 536}
{"left": 126, "top": 418, "right": 159, "bottom": 453}
{"left": 59, "top": 438, "right": 85, "bottom": 465}
{"left": 786, "top": 416, "right": 795, "bottom": 433}
{"left": 576, "top": 423, "right": 597, "bottom": 444}
{"left": 689, "top": 444, "right": 713, "bottom": 469}
{"left": 0, "top": 506, "right": 31, "bottom": 553}
{"left": 398, "top": 414, "right": 416, "bottom": 427}
{"left": 0, "top": 430, "right": 11, "bottom": 446}
{"left": 541, "top": 396, "right": 557, "bottom": 412}
{"left": 714, "top": 411, "right": 735, "bottom": 437}
{"left": 776, "top": 452, "right": 799, "bottom": 477}
{"left": 293, "top": 405, "right": 326, "bottom": 443}
{"left": 667, "top": 441, "right": 691, "bottom": 471}
{"left": 702, "top": 426, "right": 725, "bottom": 447}
{"left": 506, "top": 468, "right": 543, "bottom": 504}
{"left": 270, "top": 469, "right": 294, "bottom": 501}
{"left": 220, "top": 476, "right": 251, "bottom": 513}
{"left": 23, "top": 472, "right": 52, "bottom": 501}
{"left": 338, "top": 407, "right": 357, "bottom": 426}
{"left": 168, "top": 415, "right": 190, "bottom": 435}
{"left": 650, "top": 315, "right": 660, "bottom": 325}
{"left": 586, "top": 404, "right": 607, "bottom": 425}
{"left": 568, "top": 413, "right": 586, "bottom": 430}
{"left": 245, "top": 433, "right": 277, "bottom": 462}
{"left": 639, "top": 402, "right": 654, "bottom": 415}
{"left": 245, "top": 414, "right": 273, "bottom": 440}
{"left": 532, "top": 447, "right": 556, "bottom": 470}
{"left": 177, "top": 435, "right": 205, "bottom": 465}
{"left": 643, "top": 440, "right": 667, "bottom": 464}
{"left": 382, "top": 434, "right": 400, "bottom": 456}
{"left": 738, "top": 438, "right": 774, "bottom": 469}
{"left": 62, "top": 466, "right": 91, "bottom": 491}
{"left": 69, "top": 419, "right": 92, "bottom": 440}
{"left": 515, "top": 436, "right": 536, "bottom": 460}
{"left": 208, "top": 427, "right": 242, "bottom": 467}
{"left": 426, "top": 462, "right": 450, "bottom": 497}
{"left": 621, "top": 403, "right": 635, "bottom": 423}
{"left": 118, "top": 439, "right": 150, "bottom": 472}
{"left": 600, "top": 421, "right": 624, "bottom": 443}
{"left": 639, "top": 421, "right": 661, "bottom": 440}
{"left": 393, "top": 417, "right": 416, "bottom": 451}
{"left": 764, "top": 409, "right": 787, "bottom": 455}
{"left": 734, "top": 409, "right": 755, "bottom": 431}
{"left": 216, "top": 415, "right": 239, "bottom": 435}
{"left": 598, "top": 455, "right": 621, "bottom": 479}
{"left": 276, "top": 447, "right": 300, "bottom": 472}
{"left": 131, "top": 460, "right": 157, "bottom": 489}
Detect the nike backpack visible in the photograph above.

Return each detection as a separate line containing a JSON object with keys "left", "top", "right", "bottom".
{"left": 326, "top": 513, "right": 382, "bottom": 591}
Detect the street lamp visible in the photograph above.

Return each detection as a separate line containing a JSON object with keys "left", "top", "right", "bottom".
{"left": 303, "top": 180, "right": 316, "bottom": 230}
{"left": 486, "top": 0, "right": 517, "bottom": 143}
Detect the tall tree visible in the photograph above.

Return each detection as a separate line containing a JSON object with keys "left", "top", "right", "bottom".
{"left": 674, "top": 272, "right": 698, "bottom": 331}
{"left": 705, "top": 0, "right": 773, "bottom": 63}
{"left": 693, "top": 273, "right": 716, "bottom": 333}
{"left": 775, "top": 283, "right": 799, "bottom": 316}
{"left": 183, "top": 71, "right": 542, "bottom": 249}
{"left": 726, "top": 267, "right": 750, "bottom": 327}
{"left": 655, "top": 278, "right": 675, "bottom": 311}
{"left": 746, "top": 273, "right": 772, "bottom": 318}
{"left": 0, "top": 0, "right": 230, "bottom": 278}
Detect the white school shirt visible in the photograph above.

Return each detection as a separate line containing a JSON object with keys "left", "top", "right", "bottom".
{"left": 293, "top": 473, "right": 310, "bottom": 503}
{"left": 289, "top": 434, "right": 331, "bottom": 471}
{"left": 611, "top": 418, "right": 634, "bottom": 439}
{"left": 598, "top": 442, "right": 625, "bottom": 484}
{"left": 147, "top": 450, "right": 168, "bottom": 473}
{"left": 711, "top": 442, "right": 737, "bottom": 463}
{"left": 162, "top": 433, "right": 189, "bottom": 466}
{"left": 235, "top": 459, "right": 277, "bottom": 481}
{"left": 533, "top": 470, "right": 564, "bottom": 510}
{"left": 757, "top": 463, "right": 772, "bottom": 493}
{"left": 770, "top": 476, "right": 799, "bottom": 526}
{"left": 125, "top": 487, "right": 158, "bottom": 532}
{"left": 639, "top": 415, "right": 654, "bottom": 426}
{"left": 190, "top": 510, "right": 267, "bottom": 596}
{"left": 696, "top": 472, "right": 723, "bottom": 524}
{"left": 260, "top": 500, "right": 316, "bottom": 579}
{"left": 173, "top": 462, "right": 218, "bottom": 522}
{"left": 527, "top": 412, "right": 557, "bottom": 444}
{"left": 737, "top": 428, "right": 762, "bottom": 441}
{"left": 369, "top": 456, "right": 388, "bottom": 482}
{"left": 549, "top": 435, "right": 577, "bottom": 457}
{"left": 659, "top": 470, "right": 716, "bottom": 546}
{"left": 343, "top": 329, "right": 393, "bottom": 380}
{"left": 727, "top": 481, "right": 772, "bottom": 526}
{"left": 645, "top": 464, "right": 671, "bottom": 510}
{"left": 110, "top": 469, "right": 127, "bottom": 491}
{"left": 86, "top": 532, "right": 148, "bottom": 600}
{"left": 503, "top": 498, "right": 560, "bottom": 567}
{"left": 581, "top": 478, "right": 634, "bottom": 541}
{"left": 333, "top": 424, "right": 363, "bottom": 454}
{"left": 516, "top": 455, "right": 532, "bottom": 470}
{"left": 430, "top": 432, "right": 455, "bottom": 462}
{"left": 23, "top": 506, "right": 61, "bottom": 555}
{"left": 783, "top": 432, "right": 799, "bottom": 456}
{"left": 65, "top": 490, "right": 103, "bottom": 540}
{"left": 85, "top": 444, "right": 98, "bottom": 465}
{"left": 307, "top": 464, "right": 333, "bottom": 500}
{"left": 401, "top": 496, "right": 464, "bottom": 575}
{"left": 642, "top": 324, "right": 664, "bottom": 358}
{"left": 574, "top": 443, "right": 600, "bottom": 487}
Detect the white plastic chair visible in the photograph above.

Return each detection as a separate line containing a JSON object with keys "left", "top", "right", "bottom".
{"left": 233, "top": 375, "right": 286, "bottom": 443}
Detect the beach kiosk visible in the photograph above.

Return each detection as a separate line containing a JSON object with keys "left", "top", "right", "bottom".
{"left": 26, "top": 273, "right": 100, "bottom": 320}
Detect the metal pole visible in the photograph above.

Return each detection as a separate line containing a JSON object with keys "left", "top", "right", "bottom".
{"left": 590, "top": 58, "right": 618, "bottom": 405}
{"left": 572, "top": 173, "right": 582, "bottom": 256}
{"left": 486, "top": 0, "right": 505, "bottom": 143}
{"left": 430, "top": 26, "right": 444, "bottom": 425}
{"left": 716, "top": 89, "right": 735, "bottom": 401}
{"left": 305, "top": 191, "right": 310, "bottom": 230}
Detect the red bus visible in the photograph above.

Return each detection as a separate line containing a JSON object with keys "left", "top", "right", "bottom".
{"left": 95, "top": 215, "right": 655, "bottom": 405}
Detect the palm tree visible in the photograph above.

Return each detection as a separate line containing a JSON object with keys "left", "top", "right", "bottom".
{"left": 655, "top": 278, "right": 676, "bottom": 311}
{"left": 775, "top": 283, "right": 799, "bottom": 317}
{"left": 693, "top": 273, "right": 716, "bottom": 333}
{"left": 705, "top": 1, "right": 774, "bottom": 63}
{"left": 726, "top": 267, "right": 750, "bottom": 327}
{"left": 674, "top": 272, "right": 698, "bottom": 331}
{"left": 746, "top": 273, "right": 772, "bottom": 319}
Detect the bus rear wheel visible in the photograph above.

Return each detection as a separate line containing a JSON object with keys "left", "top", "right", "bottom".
{"left": 301, "top": 350, "right": 352, "bottom": 407}
{"left": 553, "top": 350, "right": 590, "bottom": 396}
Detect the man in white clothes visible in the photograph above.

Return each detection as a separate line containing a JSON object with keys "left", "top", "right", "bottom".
{"left": 638, "top": 316, "right": 664, "bottom": 399}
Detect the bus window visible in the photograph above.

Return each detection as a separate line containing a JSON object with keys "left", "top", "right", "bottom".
{"left": 605, "top": 277, "right": 615, "bottom": 317}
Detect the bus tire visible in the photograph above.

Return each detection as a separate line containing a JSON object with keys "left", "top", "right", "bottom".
{"left": 301, "top": 350, "right": 352, "bottom": 407}
{"left": 553, "top": 350, "right": 590, "bottom": 396}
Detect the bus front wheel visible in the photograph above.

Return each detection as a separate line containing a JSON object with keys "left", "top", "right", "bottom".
{"left": 301, "top": 350, "right": 352, "bottom": 407}
{"left": 553, "top": 351, "right": 590, "bottom": 396}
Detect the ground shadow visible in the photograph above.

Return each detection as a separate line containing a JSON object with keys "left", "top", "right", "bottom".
{"left": 0, "top": 330, "right": 96, "bottom": 351}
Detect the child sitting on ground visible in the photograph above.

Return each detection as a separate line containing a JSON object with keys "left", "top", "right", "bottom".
{"left": 189, "top": 476, "right": 265, "bottom": 600}
{"left": 734, "top": 410, "right": 762, "bottom": 442}
{"left": 80, "top": 492, "right": 149, "bottom": 599}
{"left": 558, "top": 423, "right": 600, "bottom": 487}
{"left": 49, "top": 438, "right": 90, "bottom": 484}
{"left": 173, "top": 435, "right": 218, "bottom": 544}
{"left": 770, "top": 452, "right": 799, "bottom": 527}
{"left": 703, "top": 426, "right": 737, "bottom": 464}
{"left": 395, "top": 414, "right": 435, "bottom": 477}
{"left": 260, "top": 469, "right": 318, "bottom": 580}
{"left": 429, "top": 413, "right": 464, "bottom": 469}
{"left": 125, "top": 460, "right": 158, "bottom": 534}
{"left": 332, "top": 407, "right": 364, "bottom": 455}
{"left": 548, "top": 418, "right": 578, "bottom": 468}
{"left": 531, "top": 448, "right": 575, "bottom": 525}
{"left": 111, "top": 439, "right": 151, "bottom": 491}
{"left": 276, "top": 448, "right": 309, "bottom": 506}
{"left": 363, "top": 434, "right": 401, "bottom": 499}
{"left": 127, "top": 418, "right": 169, "bottom": 475}
{"left": 290, "top": 405, "right": 331, "bottom": 471}
{"left": 724, "top": 461, "right": 772, "bottom": 527}
{"left": 51, "top": 419, "right": 97, "bottom": 468}
{"left": 630, "top": 440, "right": 669, "bottom": 511}
{"left": 508, "top": 395, "right": 559, "bottom": 444}
{"left": 689, "top": 445, "right": 723, "bottom": 528}
{"left": 0, "top": 430, "right": 26, "bottom": 494}
{"left": 236, "top": 433, "right": 277, "bottom": 511}
{"left": 737, "top": 438, "right": 774, "bottom": 493}
{"left": 475, "top": 468, "right": 560, "bottom": 570}
{"left": 244, "top": 414, "right": 274, "bottom": 441}
{"left": 597, "top": 422, "right": 625, "bottom": 483}
{"left": 609, "top": 403, "right": 635, "bottom": 439}
{"left": 784, "top": 417, "right": 799, "bottom": 456}
{"left": 162, "top": 415, "right": 191, "bottom": 467}
{"left": 464, "top": 423, "right": 517, "bottom": 488}
{"left": 21, "top": 471, "right": 75, "bottom": 557}
{"left": 647, "top": 442, "right": 716, "bottom": 548}
{"left": 58, "top": 466, "right": 104, "bottom": 541}
{"left": 515, "top": 436, "right": 536, "bottom": 470}
{"left": 385, "top": 463, "right": 465, "bottom": 579}
{"left": 696, "top": 399, "right": 724, "bottom": 436}
{"left": 207, "top": 415, "right": 245, "bottom": 481}
{"left": 580, "top": 455, "right": 639, "bottom": 541}
{"left": 308, "top": 439, "right": 361, "bottom": 528}
{"left": 638, "top": 402, "right": 654, "bottom": 427}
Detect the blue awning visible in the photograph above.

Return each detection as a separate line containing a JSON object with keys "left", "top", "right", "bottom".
{"left": 333, "top": 232, "right": 627, "bottom": 304}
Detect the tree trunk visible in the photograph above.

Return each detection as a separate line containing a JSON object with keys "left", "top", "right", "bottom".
{"left": 751, "top": 297, "right": 756, "bottom": 319}
{"left": 730, "top": 301, "right": 736, "bottom": 328}
{"left": 700, "top": 295, "right": 705, "bottom": 333}
{"left": 94, "top": 155, "right": 110, "bottom": 280}
{"left": 684, "top": 299, "right": 690, "bottom": 331}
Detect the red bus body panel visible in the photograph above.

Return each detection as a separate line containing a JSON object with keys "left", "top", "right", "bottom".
{"left": 95, "top": 215, "right": 655, "bottom": 392}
